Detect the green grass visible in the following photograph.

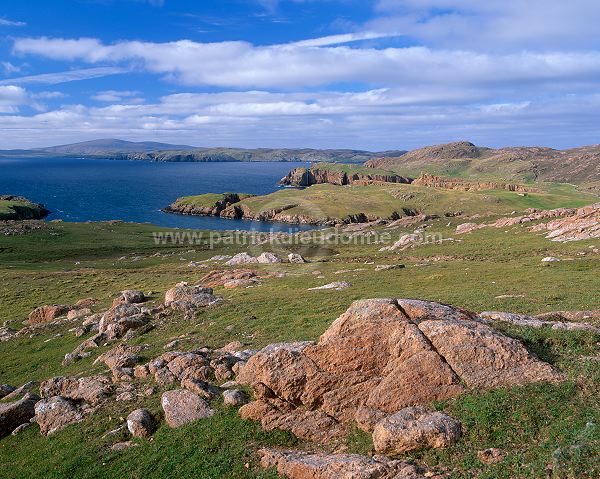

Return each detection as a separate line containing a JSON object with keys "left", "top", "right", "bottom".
{"left": 232, "top": 182, "right": 594, "bottom": 222}
{"left": 172, "top": 193, "right": 254, "bottom": 209}
{"left": 0, "top": 201, "right": 599, "bottom": 477}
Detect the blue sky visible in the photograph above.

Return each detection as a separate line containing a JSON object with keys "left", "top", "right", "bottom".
{"left": 1, "top": 0, "right": 600, "bottom": 150}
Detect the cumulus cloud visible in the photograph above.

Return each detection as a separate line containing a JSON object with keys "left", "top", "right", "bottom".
{"left": 0, "top": 85, "right": 31, "bottom": 113}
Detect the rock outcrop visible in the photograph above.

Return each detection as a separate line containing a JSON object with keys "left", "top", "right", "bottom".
{"left": 238, "top": 299, "right": 563, "bottom": 443}
{"left": 26, "top": 304, "right": 71, "bottom": 325}
{"left": 165, "top": 193, "right": 254, "bottom": 217}
{"left": 278, "top": 167, "right": 412, "bottom": 187}
{"left": 40, "top": 375, "right": 113, "bottom": 405}
{"left": 259, "top": 449, "right": 428, "bottom": 479}
{"left": 531, "top": 203, "right": 600, "bottom": 242}
{"left": 412, "top": 172, "right": 536, "bottom": 193}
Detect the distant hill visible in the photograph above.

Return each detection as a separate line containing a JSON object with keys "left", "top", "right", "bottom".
{"left": 0, "top": 138, "right": 405, "bottom": 164}
{"left": 365, "top": 141, "right": 600, "bottom": 189}
{"left": 35, "top": 139, "right": 197, "bottom": 155}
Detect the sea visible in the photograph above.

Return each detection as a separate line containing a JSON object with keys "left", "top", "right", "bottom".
{"left": 0, "top": 157, "right": 315, "bottom": 232}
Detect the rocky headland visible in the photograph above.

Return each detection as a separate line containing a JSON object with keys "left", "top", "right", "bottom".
{"left": 0, "top": 195, "right": 50, "bottom": 221}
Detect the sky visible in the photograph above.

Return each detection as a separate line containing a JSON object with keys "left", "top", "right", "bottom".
{"left": 1, "top": 0, "right": 600, "bottom": 150}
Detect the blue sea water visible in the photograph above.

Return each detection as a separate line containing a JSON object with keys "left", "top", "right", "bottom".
{"left": 0, "top": 157, "right": 314, "bottom": 232}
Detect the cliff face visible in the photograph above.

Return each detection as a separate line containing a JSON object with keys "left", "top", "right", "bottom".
{"left": 412, "top": 173, "right": 537, "bottom": 193}
{"left": 0, "top": 195, "right": 50, "bottom": 221}
{"left": 165, "top": 193, "right": 250, "bottom": 216}
{"left": 278, "top": 167, "right": 412, "bottom": 187}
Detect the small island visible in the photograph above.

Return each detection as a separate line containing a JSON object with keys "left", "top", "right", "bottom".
{"left": 0, "top": 195, "right": 50, "bottom": 221}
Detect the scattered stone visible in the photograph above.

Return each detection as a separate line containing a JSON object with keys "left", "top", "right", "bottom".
{"left": 0, "top": 393, "right": 38, "bottom": 437}
{"left": 161, "top": 389, "right": 215, "bottom": 428}
{"left": 127, "top": 408, "right": 154, "bottom": 438}
{"left": 0, "top": 384, "right": 16, "bottom": 399}
{"left": 259, "top": 449, "right": 428, "bottom": 479}
{"left": 40, "top": 375, "right": 113, "bottom": 404}
{"left": 202, "top": 270, "right": 259, "bottom": 288}
{"left": 379, "top": 233, "right": 422, "bottom": 251}
{"left": 479, "top": 311, "right": 600, "bottom": 332}
{"left": 67, "top": 308, "right": 93, "bottom": 321}
{"left": 2, "top": 381, "right": 38, "bottom": 401}
{"left": 455, "top": 222, "right": 483, "bottom": 235}
{"left": 26, "top": 305, "right": 71, "bottom": 325}
{"left": 477, "top": 448, "right": 507, "bottom": 464}
{"left": 225, "top": 253, "right": 258, "bottom": 266}
{"left": 111, "top": 441, "right": 138, "bottom": 451}
{"left": 112, "top": 290, "right": 146, "bottom": 307}
{"left": 181, "top": 377, "right": 220, "bottom": 400}
{"left": 542, "top": 256, "right": 561, "bottom": 262}
{"left": 94, "top": 344, "right": 145, "bottom": 369}
{"left": 372, "top": 406, "right": 462, "bottom": 454}
{"left": 223, "top": 389, "right": 248, "bottom": 406}
{"left": 375, "top": 264, "right": 405, "bottom": 271}
{"left": 287, "top": 253, "right": 306, "bottom": 264}
{"left": 308, "top": 282, "right": 351, "bottom": 291}
{"left": 35, "top": 396, "right": 83, "bottom": 436}
{"left": 11, "top": 422, "right": 31, "bottom": 435}
{"left": 164, "top": 283, "right": 220, "bottom": 311}
{"left": 256, "top": 252, "right": 282, "bottom": 264}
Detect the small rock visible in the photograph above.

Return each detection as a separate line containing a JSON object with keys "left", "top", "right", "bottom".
{"left": 256, "top": 252, "right": 282, "bottom": 264}
{"left": 223, "top": 389, "right": 248, "bottom": 407}
{"left": 477, "top": 448, "right": 506, "bottom": 464}
{"left": 161, "top": 389, "right": 215, "bottom": 428}
{"left": 11, "top": 423, "right": 31, "bottom": 435}
{"left": 35, "top": 396, "right": 83, "bottom": 436}
{"left": 375, "top": 264, "right": 405, "bottom": 272}
{"left": 111, "top": 441, "right": 137, "bottom": 451}
{"left": 308, "top": 282, "right": 351, "bottom": 291}
{"left": 287, "top": 253, "right": 306, "bottom": 264}
{"left": 372, "top": 406, "right": 462, "bottom": 454}
{"left": 542, "top": 256, "right": 561, "bottom": 262}
{"left": 67, "top": 308, "right": 92, "bottom": 321}
{"left": 127, "top": 408, "right": 154, "bottom": 438}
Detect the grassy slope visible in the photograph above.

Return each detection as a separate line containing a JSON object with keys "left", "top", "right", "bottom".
{"left": 0, "top": 199, "right": 47, "bottom": 220}
{"left": 171, "top": 193, "right": 254, "bottom": 209}
{"left": 0, "top": 212, "right": 599, "bottom": 477}
{"left": 234, "top": 182, "right": 595, "bottom": 221}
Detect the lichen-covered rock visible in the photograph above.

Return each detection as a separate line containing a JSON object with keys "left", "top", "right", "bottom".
{"left": 225, "top": 253, "right": 258, "bottom": 266}
{"left": 372, "top": 406, "right": 462, "bottom": 454}
{"left": 259, "top": 448, "right": 428, "bottom": 479}
{"left": 161, "top": 389, "right": 214, "bottom": 428}
{"left": 287, "top": 253, "right": 306, "bottom": 264}
{"left": 164, "top": 283, "right": 219, "bottom": 309}
{"left": 35, "top": 396, "right": 83, "bottom": 436}
{"left": 127, "top": 408, "right": 154, "bottom": 438}
{"left": 0, "top": 393, "right": 38, "bottom": 437}
{"left": 94, "top": 344, "right": 145, "bottom": 369}
{"left": 256, "top": 252, "right": 282, "bottom": 264}
{"left": 222, "top": 389, "right": 248, "bottom": 406}
{"left": 112, "top": 290, "right": 146, "bottom": 307}
{"left": 40, "top": 375, "right": 113, "bottom": 404}
{"left": 238, "top": 298, "right": 563, "bottom": 443}
{"left": 26, "top": 305, "right": 71, "bottom": 325}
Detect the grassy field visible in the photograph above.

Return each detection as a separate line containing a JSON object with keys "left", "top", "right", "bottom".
{"left": 0, "top": 199, "right": 599, "bottom": 477}
{"left": 232, "top": 182, "right": 595, "bottom": 222}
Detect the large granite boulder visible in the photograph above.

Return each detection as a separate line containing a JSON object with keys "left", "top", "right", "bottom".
{"left": 40, "top": 375, "right": 113, "bottom": 405}
{"left": 238, "top": 298, "right": 563, "bottom": 443}
{"left": 161, "top": 389, "right": 214, "bottom": 428}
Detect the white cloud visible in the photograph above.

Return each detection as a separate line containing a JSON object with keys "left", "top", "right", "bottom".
{"left": 0, "top": 66, "right": 129, "bottom": 85}
{"left": 372, "top": 0, "right": 600, "bottom": 50}
{"left": 0, "top": 17, "right": 26, "bottom": 27}
{"left": 92, "top": 90, "right": 142, "bottom": 102}
{"left": 0, "top": 85, "right": 31, "bottom": 113}
{"left": 12, "top": 37, "right": 600, "bottom": 90}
